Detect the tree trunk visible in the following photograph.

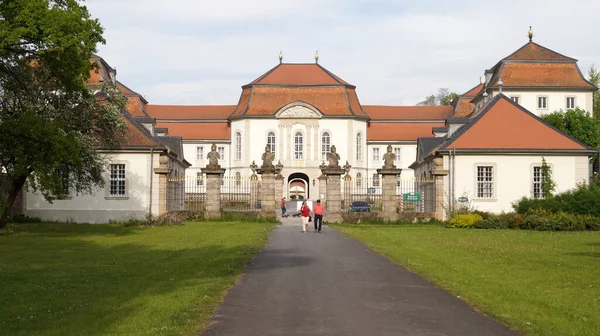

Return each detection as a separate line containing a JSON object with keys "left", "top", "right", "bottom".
{"left": 0, "top": 174, "right": 28, "bottom": 229}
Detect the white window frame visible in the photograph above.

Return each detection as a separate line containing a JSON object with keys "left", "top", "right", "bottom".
{"left": 510, "top": 96, "right": 520, "bottom": 104}
{"left": 294, "top": 132, "right": 303, "bottom": 160}
{"left": 321, "top": 132, "right": 331, "bottom": 161}
{"left": 537, "top": 96, "right": 548, "bottom": 109}
{"left": 217, "top": 146, "right": 225, "bottom": 162}
{"left": 566, "top": 96, "right": 576, "bottom": 109}
{"left": 196, "top": 172, "right": 204, "bottom": 187}
{"left": 356, "top": 133, "right": 363, "bottom": 161}
{"left": 475, "top": 165, "right": 495, "bottom": 200}
{"left": 235, "top": 132, "right": 242, "bottom": 160}
{"left": 394, "top": 147, "right": 401, "bottom": 164}
{"left": 196, "top": 146, "right": 204, "bottom": 161}
{"left": 106, "top": 163, "right": 128, "bottom": 199}
{"left": 372, "top": 173, "right": 380, "bottom": 187}
{"left": 356, "top": 172, "right": 362, "bottom": 188}
{"left": 267, "top": 131, "right": 276, "bottom": 157}
{"left": 235, "top": 172, "right": 241, "bottom": 187}
{"left": 372, "top": 147, "right": 380, "bottom": 162}
{"left": 532, "top": 166, "right": 543, "bottom": 199}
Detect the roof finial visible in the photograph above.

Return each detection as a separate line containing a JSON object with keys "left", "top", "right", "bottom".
{"left": 498, "top": 79, "right": 503, "bottom": 94}
{"left": 315, "top": 50, "right": 319, "bottom": 64}
{"left": 279, "top": 50, "right": 283, "bottom": 64}
{"left": 528, "top": 26, "right": 533, "bottom": 42}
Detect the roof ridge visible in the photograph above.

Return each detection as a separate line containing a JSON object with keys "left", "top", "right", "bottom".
{"left": 120, "top": 112, "right": 163, "bottom": 148}
{"left": 503, "top": 41, "right": 576, "bottom": 62}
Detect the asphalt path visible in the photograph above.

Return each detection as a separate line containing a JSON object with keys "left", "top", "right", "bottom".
{"left": 201, "top": 217, "right": 522, "bottom": 336}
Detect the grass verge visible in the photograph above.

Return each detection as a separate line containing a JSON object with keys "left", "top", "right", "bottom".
{"left": 332, "top": 224, "right": 600, "bottom": 336}
{"left": 0, "top": 221, "right": 275, "bottom": 336}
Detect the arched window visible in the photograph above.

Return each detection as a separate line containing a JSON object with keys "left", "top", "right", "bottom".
{"left": 356, "top": 133, "right": 362, "bottom": 161}
{"left": 321, "top": 132, "right": 331, "bottom": 160}
{"left": 267, "top": 131, "right": 276, "bottom": 156}
{"left": 294, "top": 132, "right": 303, "bottom": 160}
{"left": 235, "top": 132, "right": 242, "bottom": 160}
{"left": 356, "top": 172, "right": 362, "bottom": 188}
{"left": 235, "top": 172, "right": 241, "bottom": 187}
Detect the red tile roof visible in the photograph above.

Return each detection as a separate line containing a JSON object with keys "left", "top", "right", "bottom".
{"left": 443, "top": 96, "right": 587, "bottom": 150}
{"left": 462, "top": 83, "right": 483, "bottom": 97}
{"left": 504, "top": 42, "right": 576, "bottom": 62}
{"left": 452, "top": 98, "right": 476, "bottom": 118}
{"left": 248, "top": 63, "right": 352, "bottom": 86}
{"left": 147, "top": 105, "right": 235, "bottom": 120}
{"left": 367, "top": 123, "right": 445, "bottom": 141}
{"left": 363, "top": 106, "right": 451, "bottom": 120}
{"left": 490, "top": 63, "right": 594, "bottom": 88}
{"left": 126, "top": 97, "right": 148, "bottom": 117}
{"left": 155, "top": 122, "right": 230, "bottom": 140}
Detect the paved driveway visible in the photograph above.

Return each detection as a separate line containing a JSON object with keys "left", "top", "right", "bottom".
{"left": 201, "top": 218, "right": 522, "bottom": 336}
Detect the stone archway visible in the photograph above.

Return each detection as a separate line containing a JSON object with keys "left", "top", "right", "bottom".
{"left": 287, "top": 172, "right": 309, "bottom": 201}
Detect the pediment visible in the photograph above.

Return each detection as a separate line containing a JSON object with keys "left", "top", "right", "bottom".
{"left": 276, "top": 102, "right": 322, "bottom": 119}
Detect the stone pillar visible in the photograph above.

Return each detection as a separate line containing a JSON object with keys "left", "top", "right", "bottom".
{"left": 275, "top": 173, "right": 284, "bottom": 209}
{"left": 257, "top": 166, "right": 281, "bottom": 220}
{"left": 318, "top": 173, "right": 327, "bottom": 203}
{"left": 431, "top": 158, "right": 449, "bottom": 221}
{"left": 343, "top": 174, "right": 352, "bottom": 212}
{"left": 321, "top": 167, "right": 345, "bottom": 223}
{"left": 250, "top": 174, "right": 259, "bottom": 210}
{"left": 378, "top": 168, "right": 402, "bottom": 222}
{"left": 202, "top": 167, "right": 226, "bottom": 219}
{"left": 153, "top": 155, "right": 172, "bottom": 215}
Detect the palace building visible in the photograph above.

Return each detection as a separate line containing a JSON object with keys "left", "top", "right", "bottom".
{"left": 22, "top": 30, "right": 597, "bottom": 222}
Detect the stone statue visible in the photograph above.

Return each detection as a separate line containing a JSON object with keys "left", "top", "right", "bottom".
{"left": 250, "top": 160, "right": 258, "bottom": 174}
{"left": 206, "top": 143, "right": 220, "bottom": 168}
{"left": 382, "top": 144, "right": 396, "bottom": 169}
{"left": 261, "top": 144, "right": 275, "bottom": 168}
{"left": 326, "top": 145, "right": 341, "bottom": 168}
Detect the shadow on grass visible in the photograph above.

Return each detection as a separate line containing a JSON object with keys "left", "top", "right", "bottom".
{"left": 8, "top": 222, "right": 140, "bottom": 237}
{"left": 0, "top": 225, "right": 273, "bottom": 336}
{"left": 571, "top": 251, "right": 600, "bottom": 258}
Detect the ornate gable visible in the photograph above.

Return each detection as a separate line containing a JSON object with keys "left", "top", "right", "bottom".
{"left": 276, "top": 102, "right": 322, "bottom": 119}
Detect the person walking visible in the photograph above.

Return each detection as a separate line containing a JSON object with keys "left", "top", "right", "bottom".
{"left": 300, "top": 200, "right": 310, "bottom": 233}
{"left": 312, "top": 199, "right": 325, "bottom": 233}
{"left": 281, "top": 197, "right": 287, "bottom": 216}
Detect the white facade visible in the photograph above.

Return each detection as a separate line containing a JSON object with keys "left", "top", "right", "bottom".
{"left": 24, "top": 150, "right": 187, "bottom": 223}
{"left": 480, "top": 90, "right": 593, "bottom": 116}
{"left": 442, "top": 154, "right": 589, "bottom": 213}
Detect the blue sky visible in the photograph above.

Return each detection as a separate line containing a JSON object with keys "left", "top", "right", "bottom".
{"left": 86, "top": 0, "right": 600, "bottom": 106}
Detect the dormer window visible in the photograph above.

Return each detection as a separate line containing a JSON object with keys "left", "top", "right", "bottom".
{"left": 511, "top": 96, "right": 520, "bottom": 104}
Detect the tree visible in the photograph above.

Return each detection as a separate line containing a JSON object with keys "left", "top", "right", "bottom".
{"left": 589, "top": 65, "right": 600, "bottom": 124}
{"left": 417, "top": 88, "right": 459, "bottom": 106}
{"left": 0, "top": 0, "right": 127, "bottom": 229}
{"left": 540, "top": 157, "right": 556, "bottom": 198}
{"left": 541, "top": 108, "right": 600, "bottom": 149}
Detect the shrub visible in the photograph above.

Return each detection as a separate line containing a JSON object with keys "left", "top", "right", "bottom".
{"left": 473, "top": 213, "right": 522, "bottom": 229}
{"left": 513, "top": 183, "right": 600, "bottom": 217}
{"left": 447, "top": 214, "right": 483, "bottom": 228}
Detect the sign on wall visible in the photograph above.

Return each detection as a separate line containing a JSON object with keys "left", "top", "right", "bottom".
{"left": 403, "top": 192, "right": 421, "bottom": 203}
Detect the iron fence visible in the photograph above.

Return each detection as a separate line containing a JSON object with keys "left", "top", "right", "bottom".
{"left": 342, "top": 177, "right": 383, "bottom": 213}
{"left": 397, "top": 178, "right": 435, "bottom": 213}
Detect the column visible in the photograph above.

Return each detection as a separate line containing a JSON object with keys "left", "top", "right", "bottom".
{"left": 258, "top": 169, "right": 276, "bottom": 220}
{"left": 318, "top": 174, "right": 327, "bottom": 202}
{"left": 202, "top": 167, "right": 226, "bottom": 219}
{"left": 278, "top": 125, "right": 284, "bottom": 162}
{"left": 378, "top": 168, "right": 402, "bottom": 222}
{"left": 321, "top": 167, "right": 345, "bottom": 223}
{"left": 153, "top": 155, "right": 172, "bottom": 216}
{"left": 275, "top": 174, "right": 284, "bottom": 209}
{"left": 306, "top": 125, "right": 312, "bottom": 164}
{"left": 286, "top": 125, "right": 292, "bottom": 161}
{"left": 432, "top": 158, "right": 449, "bottom": 221}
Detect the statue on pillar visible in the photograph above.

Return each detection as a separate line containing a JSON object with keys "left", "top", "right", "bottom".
{"left": 343, "top": 160, "right": 352, "bottom": 179}
{"left": 261, "top": 144, "right": 275, "bottom": 168}
{"left": 382, "top": 144, "right": 396, "bottom": 169}
{"left": 206, "top": 143, "right": 221, "bottom": 169}
{"left": 326, "top": 145, "right": 341, "bottom": 168}
{"left": 250, "top": 160, "right": 258, "bottom": 176}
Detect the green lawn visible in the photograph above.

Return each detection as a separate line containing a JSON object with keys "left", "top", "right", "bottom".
{"left": 0, "top": 221, "right": 275, "bottom": 336}
{"left": 333, "top": 224, "right": 600, "bottom": 336}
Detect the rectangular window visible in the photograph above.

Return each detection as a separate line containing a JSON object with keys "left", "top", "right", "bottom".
{"left": 356, "top": 134, "right": 363, "bottom": 161}
{"left": 538, "top": 96, "right": 547, "bottom": 109}
{"left": 217, "top": 147, "right": 225, "bottom": 161}
{"left": 372, "top": 173, "right": 380, "bottom": 187}
{"left": 373, "top": 148, "right": 380, "bottom": 161}
{"left": 566, "top": 97, "right": 575, "bottom": 109}
{"left": 109, "top": 164, "right": 126, "bottom": 196}
{"left": 533, "top": 166, "right": 543, "bottom": 199}
{"left": 196, "top": 146, "right": 203, "bottom": 161}
{"left": 394, "top": 148, "right": 401, "bottom": 164}
{"left": 58, "top": 167, "right": 70, "bottom": 197}
{"left": 511, "top": 96, "right": 520, "bottom": 104}
{"left": 196, "top": 172, "right": 204, "bottom": 186}
{"left": 476, "top": 166, "right": 493, "bottom": 199}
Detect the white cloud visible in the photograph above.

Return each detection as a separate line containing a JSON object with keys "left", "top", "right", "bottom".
{"left": 85, "top": 0, "right": 600, "bottom": 105}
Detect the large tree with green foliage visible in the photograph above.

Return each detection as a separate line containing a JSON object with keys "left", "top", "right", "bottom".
{"left": 0, "top": 0, "right": 127, "bottom": 229}
{"left": 541, "top": 108, "right": 600, "bottom": 150}
{"left": 417, "top": 88, "right": 460, "bottom": 106}
{"left": 589, "top": 65, "right": 600, "bottom": 124}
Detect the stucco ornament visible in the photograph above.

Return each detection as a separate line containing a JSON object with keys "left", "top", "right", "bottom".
{"left": 382, "top": 145, "right": 396, "bottom": 169}
{"left": 261, "top": 144, "right": 275, "bottom": 168}
{"left": 326, "top": 145, "right": 341, "bottom": 168}
{"left": 206, "top": 143, "right": 220, "bottom": 168}
{"left": 278, "top": 105, "right": 321, "bottom": 119}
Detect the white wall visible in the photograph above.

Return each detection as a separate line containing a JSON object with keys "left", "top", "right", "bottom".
{"left": 485, "top": 90, "right": 593, "bottom": 116}
{"left": 444, "top": 154, "right": 589, "bottom": 213}
{"left": 366, "top": 143, "right": 416, "bottom": 179}
{"left": 25, "top": 151, "right": 163, "bottom": 223}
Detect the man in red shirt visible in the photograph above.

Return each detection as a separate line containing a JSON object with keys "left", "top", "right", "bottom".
{"left": 312, "top": 199, "right": 325, "bottom": 232}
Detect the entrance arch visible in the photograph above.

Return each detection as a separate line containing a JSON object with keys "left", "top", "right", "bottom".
{"left": 287, "top": 172, "right": 310, "bottom": 201}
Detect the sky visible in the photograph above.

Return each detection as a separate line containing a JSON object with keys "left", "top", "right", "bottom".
{"left": 86, "top": 0, "right": 600, "bottom": 106}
